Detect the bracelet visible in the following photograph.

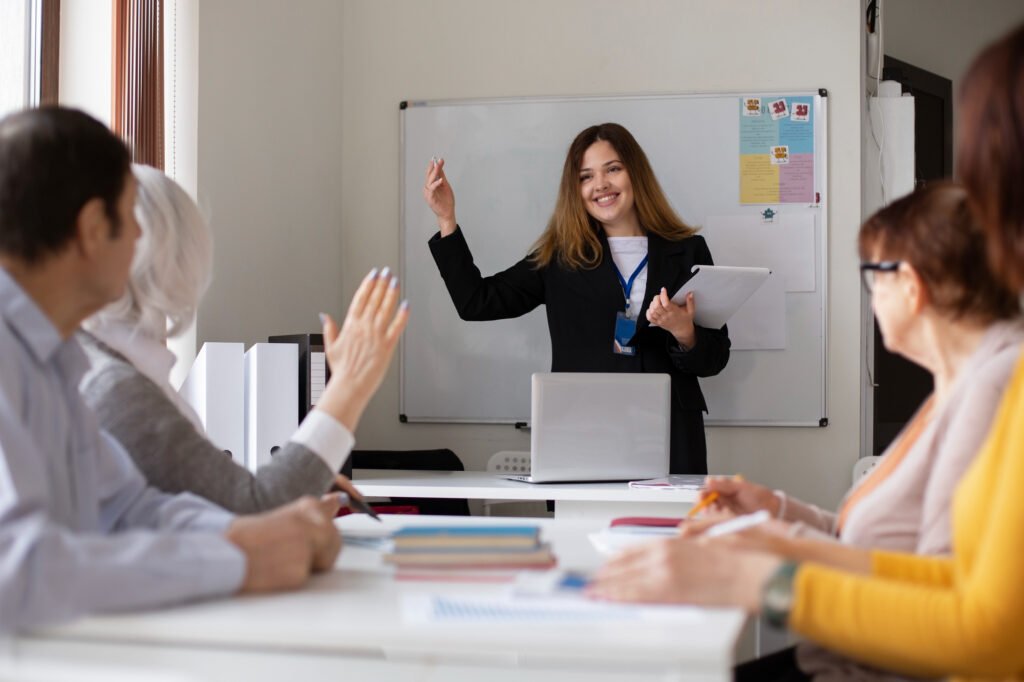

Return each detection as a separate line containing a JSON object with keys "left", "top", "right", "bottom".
{"left": 772, "top": 489, "right": 788, "bottom": 521}
{"left": 762, "top": 560, "right": 799, "bottom": 629}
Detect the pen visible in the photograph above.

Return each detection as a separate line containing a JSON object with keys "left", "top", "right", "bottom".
{"left": 347, "top": 495, "right": 381, "bottom": 522}
{"left": 704, "top": 510, "right": 771, "bottom": 538}
{"left": 331, "top": 471, "right": 380, "bottom": 521}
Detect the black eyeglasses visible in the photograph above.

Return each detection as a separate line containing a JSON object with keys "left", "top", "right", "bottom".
{"left": 859, "top": 261, "right": 902, "bottom": 292}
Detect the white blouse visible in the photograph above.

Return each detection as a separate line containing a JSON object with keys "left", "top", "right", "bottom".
{"left": 607, "top": 236, "right": 649, "bottom": 319}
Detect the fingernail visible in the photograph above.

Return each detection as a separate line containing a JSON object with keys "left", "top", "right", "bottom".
{"left": 399, "top": 299, "right": 410, "bottom": 311}
{"left": 318, "top": 312, "right": 327, "bottom": 326}
{"left": 389, "top": 275, "right": 399, "bottom": 289}
{"left": 379, "top": 266, "right": 391, "bottom": 280}
{"left": 336, "top": 492, "right": 349, "bottom": 505}
{"left": 431, "top": 156, "right": 437, "bottom": 165}
{"left": 366, "top": 267, "right": 378, "bottom": 280}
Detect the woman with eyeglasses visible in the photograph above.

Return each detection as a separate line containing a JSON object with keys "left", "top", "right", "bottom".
{"left": 590, "top": 181, "right": 1022, "bottom": 680}
{"left": 590, "top": 23, "right": 1024, "bottom": 682}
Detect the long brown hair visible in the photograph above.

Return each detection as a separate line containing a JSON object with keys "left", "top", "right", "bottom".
{"left": 530, "top": 123, "right": 696, "bottom": 270}
{"left": 957, "top": 23, "right": 1024, "bottom": 292}
{"left": 859, "top": 182, "right": 1019, "bottom": 323}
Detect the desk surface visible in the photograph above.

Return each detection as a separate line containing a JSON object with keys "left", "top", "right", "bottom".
{"left": 20, "top": 515, "right": 744, "bottom": 681}
{"left": 352, "top": 469, "right": 703, "bottom": 503}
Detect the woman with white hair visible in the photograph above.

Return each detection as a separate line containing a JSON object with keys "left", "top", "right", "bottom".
{"left": 79, "top": 164, "right": 408, "bottom": 513}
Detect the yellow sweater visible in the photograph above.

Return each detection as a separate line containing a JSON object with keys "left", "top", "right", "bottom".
{"left": 790, "top": 352, "right": 1024, "bottom": 681}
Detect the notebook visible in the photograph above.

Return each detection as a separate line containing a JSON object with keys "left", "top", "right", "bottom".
{"left": 502, "top": 373, "right": 670, "bottom": 483}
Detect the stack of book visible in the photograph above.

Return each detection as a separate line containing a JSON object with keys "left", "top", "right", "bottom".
{"left": 383, "top": 525, "right": 555, "bottom": 570}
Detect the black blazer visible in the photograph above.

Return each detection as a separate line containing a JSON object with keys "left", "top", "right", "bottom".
{"left": 429, "top": 226, "right": 731, "bottom": 473}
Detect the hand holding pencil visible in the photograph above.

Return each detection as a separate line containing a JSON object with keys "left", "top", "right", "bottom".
{"left": 698, "top": 474, "right": 785, "bottom": 519}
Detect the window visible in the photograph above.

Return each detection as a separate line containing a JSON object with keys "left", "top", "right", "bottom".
{"left": 0, "top": 1, "right": 31, "bottom": 116}
{"left": 0, "top": 0, "right": 59, "bottom": 119}
{"left": 112, "top": 0, "right": 163, "bottom": 168}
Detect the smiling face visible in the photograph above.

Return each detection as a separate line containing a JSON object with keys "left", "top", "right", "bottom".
{"left": 578, "top": 140, "right": 638, "bottom": 235}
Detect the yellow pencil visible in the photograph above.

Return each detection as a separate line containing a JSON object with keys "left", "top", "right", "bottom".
{"left": 685, "top": 473, "right": 743, "bottom": 519}
{"left": 686, "top": 491, "right": 719, "bottom": 518}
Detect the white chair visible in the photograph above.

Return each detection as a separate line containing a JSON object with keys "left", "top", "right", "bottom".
{"left": 487, "top": 450, "right": 531, "bottom": 476}
{"left": 483, "top": 451, "right": 531, "bottom": 516}
{"left": 852, "top": 456, "right": 882, "bottom": 484}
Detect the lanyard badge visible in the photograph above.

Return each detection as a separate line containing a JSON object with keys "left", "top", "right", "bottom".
{"left": 612, "top": 255, "right": 648, "bottom": 356}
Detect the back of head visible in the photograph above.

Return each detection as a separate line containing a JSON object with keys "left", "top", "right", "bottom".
{"left": 859, "top": 182, "right": 1019, "bottom": 323}
{"left": 86, "top": 165, "right": 212, "bottom": 339}
{"left": 0, "top": 107, "right": 130, "bottom": 264}
{"left": 957, "top": 22, "right": 1024, "bottom": 292}
{"left": 533, "top": 122, "right": 695, "bottom": 269}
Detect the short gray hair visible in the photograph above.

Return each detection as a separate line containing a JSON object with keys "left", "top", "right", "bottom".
{"left": 87, "top": 164, "right": 213, "bottom": 339}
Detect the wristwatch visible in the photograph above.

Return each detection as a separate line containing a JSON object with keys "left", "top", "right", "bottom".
{"left": 762, "top": 560, "right": 799, "bottom": 629}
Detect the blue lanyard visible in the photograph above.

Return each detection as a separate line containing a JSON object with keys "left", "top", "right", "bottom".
{"left": 613, "top": 255, "right": 649, "bottom": 311}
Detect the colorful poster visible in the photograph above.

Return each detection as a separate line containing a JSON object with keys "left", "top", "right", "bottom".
{"left": 739, "top": 96, "right": 815, "bottom": 204}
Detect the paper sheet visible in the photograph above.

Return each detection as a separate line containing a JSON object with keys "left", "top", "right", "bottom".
{"left": 739, "top": 95, "right": 816, "bottom": 204}
{"left": 588, "top": 531, "right": 671, "bottom": 557}
{"left": 310, "top": 351, "right": 326, "bottom": 406}
{"left": 726, "top": 272, "right": 787, "bottom": 350}
{"left": 703, "top": 213, "right": 815, "bottom": 293}
{"left": 401, "top": 595, "right": 703, "bottom": 625}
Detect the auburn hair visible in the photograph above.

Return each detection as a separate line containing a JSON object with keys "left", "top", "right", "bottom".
{"left": 957, "top": 23, "right": 1024, "bottom": 292}
{"left": 530, "top": 123, "right": 696, "bottom": 270}
{"left": 859, "top": 181, "right": 1019, "bottom": 323}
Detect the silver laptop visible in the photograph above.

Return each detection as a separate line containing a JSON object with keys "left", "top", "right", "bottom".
{"left": 503, "top": 373, "right": 671, "bottom": 483}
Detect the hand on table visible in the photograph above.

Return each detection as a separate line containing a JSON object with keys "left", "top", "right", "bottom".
{"left": 226, "top": 494, "right": 344, "bottom": 593}
{"left": 586, "top": 536, "right": 780, "bottom": 611}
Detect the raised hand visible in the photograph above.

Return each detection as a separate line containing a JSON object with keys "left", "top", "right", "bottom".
{"left": 316, "top": 267, "right": 410, "bottom": 432}
{"left": 646, "top": 288, "right": 696, "bottom": 349}
{"left": 423, "top": 157, "right": 457, "bottom": 236}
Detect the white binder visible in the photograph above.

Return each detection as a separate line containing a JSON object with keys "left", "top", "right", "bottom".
{"left": 179, "top": 342, "right": 245, "bottom": 465}
{"left": 244, "top": 343, "right": 298, "bottom": 473}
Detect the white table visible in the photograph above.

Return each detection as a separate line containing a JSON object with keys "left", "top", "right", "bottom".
{"left": 353, "top": 469, "right": 701, "bottom": 521}
{"left": 8, "top": 515, "right": 745, "bottom": 682}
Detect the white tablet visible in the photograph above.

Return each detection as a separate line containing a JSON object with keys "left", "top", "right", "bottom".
{"left": 670, "top": 265, "right": 771, "bottom": 329}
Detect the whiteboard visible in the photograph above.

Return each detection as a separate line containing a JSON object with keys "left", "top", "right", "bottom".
{"left": 400, "top": 92, "right": 828, "bottom": 426}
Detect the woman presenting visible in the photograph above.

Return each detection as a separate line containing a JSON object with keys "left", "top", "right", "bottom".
{"left": 424, "top": 123, "right": 730, "bottom": 474}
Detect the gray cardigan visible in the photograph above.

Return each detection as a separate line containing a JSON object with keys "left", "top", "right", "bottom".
{"left": 78, "top": 334, "right": 336, "bottom": 514}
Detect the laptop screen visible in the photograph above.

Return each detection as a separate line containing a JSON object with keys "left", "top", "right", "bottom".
{"left": 529, "top": 373, "right": 670, "bottom": 483}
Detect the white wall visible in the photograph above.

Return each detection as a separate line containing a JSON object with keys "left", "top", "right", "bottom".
{"left": 191, "top": 0, "right": 346, "bottom": 348}
{"left": 884, "top": 0, "right": 1024, "bottom": 127}
{"left": 58, "top": 0, "right": 112, "bottom": 125}
{"left": 0, "top": 0, "right": 28, "bottom": 117}
{"left": 338, "top": 0, "right": 863, "bottom": 509}
{"left": 165, "top": 0, "right": 200, "bottom": 389}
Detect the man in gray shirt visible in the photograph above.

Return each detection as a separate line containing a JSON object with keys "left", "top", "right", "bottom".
{"left": 0, "top": 107, "right": 341, "bottom": 632}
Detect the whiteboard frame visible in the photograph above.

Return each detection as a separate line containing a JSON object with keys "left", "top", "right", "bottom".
{"left": 398, "top": 90, "right": 829, "bottom": 427}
